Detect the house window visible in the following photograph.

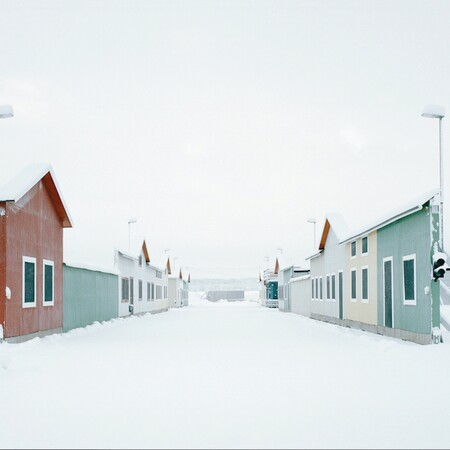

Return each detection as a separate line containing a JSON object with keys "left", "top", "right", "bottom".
{"left": 326, "top": 275, "right": 330, "bottom": 300}
{"left": 139, "top": 255, "right": 143, "bottom": 267}
{"left": 23, "top": 256, "right": 36, "bottom": 308}
{"left": 130, "top": 277, "right": 134, "bottom": 302}
{"left": 331, "top": 274, "right": 336, "bottom": 301}
{"left": 351, "top": 241, "right": 357, "bottom": 258}
{"left": 43, "top": 260, "right": 54, "bottom": 306}
{"left": 138, "top": 279, "right": 143, "bottom": 301}
{"left": 403, "top": 254, "right": 416, "bottom": 305}
{"left": 156, "top": 285, "right": 162, "bottom": 300}
{"left": 351, "top": 268, "right": 357, "bottom": 301}
{"left": 311, "top": 278, "right": 315, "bottom": 300}
{"left": 151, "top": 283, "right": 155, "bottom": 300}
{"left": 121, "top": 278, "right": 129, "bottom": 302}
{"left": 361, "top": 236, "right": 369, "bottom": 255}
{"left": 315, "top": 278, "right": 318, "bottom": 301}
{"left": 164, "top": 286, "right": 168, "bottom": 299}
{"left": 319, "top": 277, "right": 323, "bottom": 300}
{"left": 156, "top": 270, "right": 162, "bottom": 279}
{"left": 147, "top": 282, "right": 151, "bottom": 301}
{"left": 361, "top": 267, "right": 369, "bottom": 303}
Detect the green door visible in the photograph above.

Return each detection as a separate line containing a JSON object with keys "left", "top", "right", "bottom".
{"left": 384, "top": 258, "right": 393, "bottom": 328}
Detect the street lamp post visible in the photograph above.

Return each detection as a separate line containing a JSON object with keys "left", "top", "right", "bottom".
{"left": 307, "top": 218, "right": 317, "bottom": 250}
{"left": 128, "top": 218, "right": 137, "bottom": 250}
{"left": 0, "top": 105, "right": 14, "bottom": 119}
{"left": 422, "top": 105, "right": 446, "bottom": 250}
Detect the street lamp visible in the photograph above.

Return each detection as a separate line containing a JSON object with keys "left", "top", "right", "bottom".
{"left": 0, "top": 105, "right": 14, "bottom": 119}
{"left": 307, "top": 218, "right": 317, "bottom": 250}
{"left": 422, "top": 105, "right": 445, "bottom": 249}
{"left": 128, "top": 218, "right": 137, "bottom": 250}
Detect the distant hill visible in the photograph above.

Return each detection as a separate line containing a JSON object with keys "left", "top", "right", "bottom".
{"left": 189, "top": 277, "right": 260, "bottom": 292}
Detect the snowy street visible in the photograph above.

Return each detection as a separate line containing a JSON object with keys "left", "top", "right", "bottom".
{"left": 1, "top": 297, "right": 450, "bottom": 449}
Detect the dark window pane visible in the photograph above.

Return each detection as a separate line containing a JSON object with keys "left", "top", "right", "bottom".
{"left": 320, "top": 278, "right": 323, "bottom": 299}
{"left": 404, "top": 259, "right": 415, "bottom": 301}
{"left": 327, "top": 276, "right": 330, "bottom": 299}
{"left": 362, "top": 237, "right": 368, "bottom": 254}
{"left": 332, "top": 274, "right": 336, "bottom": 299}
{"left": 362, "top": 268, "right": 368, "bottom": 300}
{"left": 44, "top": 264, "right": 53, "bottom": 302}
{"left": 311, "top": 279, "right": 314, "bottom": 298}
{"left": 351, "top": 270, "right": 356, "bottom": 299}
{"left": 351, "top": 241, "right": 357, "bottom": 257}
{"left": 24, "top": 261, "right": 35, "bottom": 303}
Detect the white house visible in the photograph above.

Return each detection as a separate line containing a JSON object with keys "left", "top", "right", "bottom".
{"left": 168, "top": 265, "right": 189, "bottom": 308}
{"left": 115, "top": 240, "right": 169, "bottom": 317}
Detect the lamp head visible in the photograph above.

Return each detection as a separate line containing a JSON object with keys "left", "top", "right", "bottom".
{"left": 0, "top": 105, "right": 14, "bottom": 119}
{"left": 422, "top": 105, "right": 445, "bottom": 119}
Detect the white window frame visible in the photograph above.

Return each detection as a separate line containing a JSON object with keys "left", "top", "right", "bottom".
{"left": 331, "top": 273, "right": 336, "bottom": 301}
{"left": 382, "top": 256, "right": 395, "bottom": 327}
{"left": 361, "top": 265, "right": 369, "bottom": 304}
{"left": 350, "top": 268, "right": 357, "bottom": 302}
{"left": 350, "top": 241, "right": 357, "bottom": 259}
{"left": 403, "top": 254, "right": 417, "bottom": 306}
{"left": 361, "top": 236, "right": 369, "bottom": 256}
{"left": 23, "top": 256, "right": 37, "bottom": 308}
{"left": 42, "top": 259, "right": 55, "bottom": 307}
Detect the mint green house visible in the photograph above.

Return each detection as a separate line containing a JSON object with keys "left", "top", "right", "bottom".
{"left": 342, "top": 190, "right": 441, "bottom": 344}
{"left": 63, "top": 263, "right": 119, "bottom": 332}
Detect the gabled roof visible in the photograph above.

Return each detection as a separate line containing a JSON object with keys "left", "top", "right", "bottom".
{"left": 341, "top": 189, "right": 438, "bottom": 244}
{"left": 318, "top": 213, "right": 349, "bottom": 250}
{"left": 0, "top": 163, "right": 73, "bottom": 228}
{"left": 166, "top": 257, "right": 172, "bottom": 275}
{"left": 141, "top": 240, "right": 150, "bottom": 264}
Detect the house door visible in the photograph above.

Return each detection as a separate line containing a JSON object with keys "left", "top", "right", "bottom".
{"left": 383, "top": 258, "right": 393, "bottom": 328}
{"left": 338, "top": 271, "right": 343, "bottom": 320}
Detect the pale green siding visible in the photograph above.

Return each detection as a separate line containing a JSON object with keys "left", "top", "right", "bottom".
{"left": 63, "top": 264, "right": 119, "bottom": 332}
{"left": 376, "top": 205, "right": 439, "bottom": 335}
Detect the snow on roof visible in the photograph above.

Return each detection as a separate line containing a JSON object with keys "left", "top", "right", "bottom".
{"left": 64, "top": 261, "right": 119, "bottom": 276}
{"left": 325, "top": 212, "right": 350, "bottom": 242}
{"left": 341, "top": 189, "right": 438, "bottom": 243}
{"left": 0, "top": 163, "right": 73, "bottom": 227}
{"left": 289, "top": 274, "right": 311, "bottom": 283}
{"left": 116, "top": 244, "right": 167, "bottom": 272}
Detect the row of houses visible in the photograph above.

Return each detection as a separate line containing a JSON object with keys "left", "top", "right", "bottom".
{"left": 0, "top": 164, "right": 189, "bottom": 343}
{"left": 260, "top": 191, "right": 442, "bottom": 344}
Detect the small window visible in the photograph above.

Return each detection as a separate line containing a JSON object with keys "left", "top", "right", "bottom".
{"left": 156, "top": 270, "right": 162, "bottom": 279}
{"left": 147, "top": 282, "right": 151, "bottom": 301}
{"left": 361, "top": 236, "right": 369, "bottom": 255}
{"left": 164, "top": 286, "right": 168, "bottom": 299}
{"left": 311, "top": 278, "right": 315, "bottom": 300}
{"left": 351, "top": 241, "right": 357, "bottom": 258}
{"left": 326, "top": 275, "right": 330, "bottom": 300}
{"left": 361, "top": 267, "right": 369, "bottom": 302}
{"left": 121, "top": 278, "right": 129, "bottom": 302}
{"left": 351, "top": 268, "right": 357, "bottom": 301}
{"left": 315, "top": 278, "right": 318, "bottom": 301}
{"left": 43, "top": 260, "right": 54, "bottom": 306}
{"left": 156, "top": 285, "right": 162, "bottom": 300}
{"left": 403, "top": 254, "right": 416, "bottom": 305}
{"left": 331, "top": 274, "right": 336, "bottom": 301}
{"left": 138, "top": 279, "right": 143, "bottom": 301}
{"left": 139, "top": 255, "right": 143, "bottom": 267}
{"left": 151, "top": 283, "right": 155, "bottom": 300}
{"left": 319, "top": 277, "right": 323, "bottom": 300}
{"left": 23, "top": 256, "right": 36, "bottom": 308}
{"left": 130, "top": 277, "right": 134, "bottom": 302}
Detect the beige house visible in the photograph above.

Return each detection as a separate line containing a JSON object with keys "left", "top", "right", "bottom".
{"left": 342, "top": 231, "right": 378, "bottom": 328}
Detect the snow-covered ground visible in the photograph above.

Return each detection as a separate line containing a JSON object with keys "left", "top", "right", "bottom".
{"left": 1, "top": 295, "right": 450, "bottom": 449}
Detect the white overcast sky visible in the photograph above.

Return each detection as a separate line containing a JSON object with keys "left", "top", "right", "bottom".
{"left": 0, "top": 0, "right": 449, "bottom": 278}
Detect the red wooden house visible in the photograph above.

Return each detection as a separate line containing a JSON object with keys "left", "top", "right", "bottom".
{"left": 0, "top": 164, "right": 72, "bottom": 342}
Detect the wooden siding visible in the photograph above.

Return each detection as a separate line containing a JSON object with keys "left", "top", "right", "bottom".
{"left": 4, "top": 181, "right": 63, "bottom": 338}
{"left": 63, "top": 265, "right": 119, "bottom": 332}
{"left": 376, "top": 206, "right": 437, "bottom": 335}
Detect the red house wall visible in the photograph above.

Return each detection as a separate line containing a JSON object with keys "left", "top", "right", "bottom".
{"left": 4, "top": 180, "right": 63, "bottom": 338}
